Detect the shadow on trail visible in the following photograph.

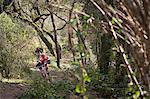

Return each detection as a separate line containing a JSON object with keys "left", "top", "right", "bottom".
{"left": 0, "top": 82, "right": 30, "bottom": 99}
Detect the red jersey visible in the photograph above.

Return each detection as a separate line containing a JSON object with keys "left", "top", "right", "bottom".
{"left": 39, "top": 54, "right": 48, "bottom": 64}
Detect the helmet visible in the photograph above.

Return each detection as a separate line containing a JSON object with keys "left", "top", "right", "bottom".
{"left": 35, "top": 47, "right": 43, "bottom": 54}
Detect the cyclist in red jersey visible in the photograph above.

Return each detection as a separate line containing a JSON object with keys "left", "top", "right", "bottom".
{"left": 39, "top": 54, "right": 49, "bottom": 73}
{"left": 35, "top": 48, "right": 50, "bottom": 79}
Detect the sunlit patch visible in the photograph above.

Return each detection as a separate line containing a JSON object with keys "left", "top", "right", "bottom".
{"left": 1, "top": 78, "right": 25, "bottom": 83}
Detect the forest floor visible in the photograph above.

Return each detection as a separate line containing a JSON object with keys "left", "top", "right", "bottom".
{"left": 0, "top": 82, "right": 30, "bottom": 99}
{"left": 0, "top": 56, "right": 76, "bottom": 99}
{"left": 0, "top": 66, "right": 75, "bottom": 99}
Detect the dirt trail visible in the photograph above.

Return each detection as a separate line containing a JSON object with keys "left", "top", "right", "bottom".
{"left": 0, "top": 68, "right": 64, "bottom": 99}
{"left": 0, "top": 83, "right": 30, "bottom": 99}
{"left": 0, "top": 67, "right": 75, "bottom": 99}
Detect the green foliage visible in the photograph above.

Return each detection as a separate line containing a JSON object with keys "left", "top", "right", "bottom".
{"left": 112, "top": 17, "right": 123, "bottom": 25}
{"left": 74, "top": 3, "right": 82, "bottom": 11}
{"left": 0, "top": 0, "right": 3, "bottom": 5}
{"left": 133, "top": 91, "right": 140, "bottom": 99}
{"left": 83, "top": 75, "right": 91, "bottom": 83}
{"left": 125, "top": 81, "right": 142, "bottom": 99}
{"left": 20, "top": 77, "right": 73, "bottom": 99}
{"left": 0, "top": 13, "right": 34, "bottom": 78}
{"left": 75, "top": 84, "right": 86, "bottom": 94}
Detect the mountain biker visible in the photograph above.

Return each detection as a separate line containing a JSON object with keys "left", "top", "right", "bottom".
{"left": 35, "top": 47, "right": 50, "bottom": 79}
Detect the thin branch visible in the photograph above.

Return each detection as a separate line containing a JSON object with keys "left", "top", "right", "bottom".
{"left": 50, "top": 12, "right": 61, "bottom": 68}
{"left": 90, "top": 0, "right": 144, "bottom": 96}
{"left": 47, "top": 3, "right": 95, "bottom": 20}
{"left": 68, "top": 0, "right": 76, "bottom": 61}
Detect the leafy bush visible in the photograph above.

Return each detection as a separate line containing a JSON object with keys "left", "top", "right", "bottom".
{"left": 20, "top": 76, "right": 73, "bottom": 99}
{"left": 0, "top": 13, "right": 35, "bottom": 78}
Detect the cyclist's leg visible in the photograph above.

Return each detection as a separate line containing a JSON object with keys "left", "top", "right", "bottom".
{"left": 45, "top": 64, "right": 49, "bottom": 75}
{"left": 42, "top": 65, "right": 49, "bottom": 80}
{"left": 39, "top": 65, "right": 47, "bottom": 80}
{"left": 39, "top": 64, "right": 46, "bottom": 78}
{"left": 39, "top": 66, "right": 44, "bottom": 77}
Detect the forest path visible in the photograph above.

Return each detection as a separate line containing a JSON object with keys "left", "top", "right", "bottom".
{"left": 0, "top": 66, "right": 74, "bottom": 99}
{"left": 0, "top": 82, "right": 30, "bottom": 99}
